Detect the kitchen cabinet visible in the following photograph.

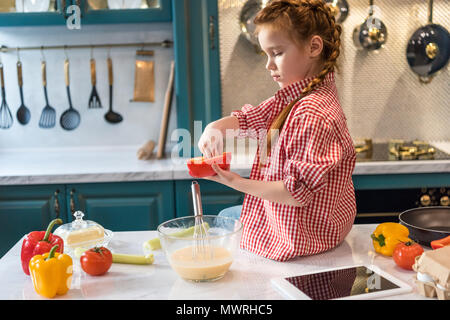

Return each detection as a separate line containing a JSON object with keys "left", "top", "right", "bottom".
{"left": 0, "top": 181, "right": 175, "bottom": 258}
{"left": 0, "top": 184, "right": 66, "bottom": 257}
{"left": 175, "top": 180, "right": 245, "bottom": 218}
{"left": 352, "top": 173, "right": 450, "bottom": 190}
{"left": 0, "top": 0, "right": 172, "bottom": 27}
{"left": 66, "top": 181, "right": 175, "bottom": 231}
{"left": 80, "top": 0, "right": 172, "bottom": 24}
{"left": 0, "top": 0, "right": 66, "bottom": 26}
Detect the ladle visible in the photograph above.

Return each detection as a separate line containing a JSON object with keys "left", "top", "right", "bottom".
{"left": 104, "top": 57, "right": 123, "bottom": 124}
{"left": 16, "top": 61, "right": 31, "bottom": 125}
{"left": 60, "top": 58, "right": 81, "bottom": 130}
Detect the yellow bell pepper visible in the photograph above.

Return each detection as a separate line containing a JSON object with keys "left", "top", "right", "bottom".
{"left": 29, "top": 244, "right": 73, "bottom": 298}
{"left": 370, "top": 222, "right": 411, "bottom": 256}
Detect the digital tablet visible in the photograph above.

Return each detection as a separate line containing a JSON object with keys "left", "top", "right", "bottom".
{"left": 271, "top": 264, "right": 412, "bottom": 300}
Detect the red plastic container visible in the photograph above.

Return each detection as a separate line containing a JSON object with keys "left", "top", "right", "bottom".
{"left": 187, "top": 152, "right": 232, "bottom": 178}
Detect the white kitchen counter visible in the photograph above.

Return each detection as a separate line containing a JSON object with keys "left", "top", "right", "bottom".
{"left": 0, "top": 224, "right": 434, "bottom": 300}
{"left": 0, "top": 142, "right": 449, "bottom": 185}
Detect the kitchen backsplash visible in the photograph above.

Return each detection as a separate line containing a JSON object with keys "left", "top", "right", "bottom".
{"left": 218, "top": 0, "right": 449, "bottom": 142}
{"left": 0, "top": 23, "right": 176, "bottom": 150}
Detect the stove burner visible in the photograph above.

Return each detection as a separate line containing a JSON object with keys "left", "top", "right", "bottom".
{"left": 354, "top": 139, "right": 449, "bottom": 162}
{"left": 354, "top": 139, "right": 373, "bottom": 160}
{"left": 389, "top": 140, "right": 436, "bottom": 160}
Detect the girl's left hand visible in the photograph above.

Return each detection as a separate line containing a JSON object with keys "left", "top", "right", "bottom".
{"left": 203, "top": 164, "right": 242, "bottom": 190}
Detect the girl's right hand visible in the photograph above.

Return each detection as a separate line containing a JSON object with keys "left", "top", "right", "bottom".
{"left": 198, "top": 123, "right": 224, "bottom": 158}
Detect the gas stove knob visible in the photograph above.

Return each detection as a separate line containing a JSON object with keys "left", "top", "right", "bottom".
{"left": 440, "top": 196, "right": 449, "bottom": 206}
{"left": 420, "top": 194, "right": 431, "bottom": 206}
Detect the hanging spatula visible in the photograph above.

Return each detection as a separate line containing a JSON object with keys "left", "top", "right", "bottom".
{"left": 88, "top": 58, "right": 102, "bottom": 108}
{"left": 38, "top": 60, "right": 56, "bottom": 129}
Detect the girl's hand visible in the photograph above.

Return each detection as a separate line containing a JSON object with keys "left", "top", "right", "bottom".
{"left": 203, "top": 164, "right": 242, "bottom": 189}
{"left": 198, "top": 124, "right": 224, "bottom": 158}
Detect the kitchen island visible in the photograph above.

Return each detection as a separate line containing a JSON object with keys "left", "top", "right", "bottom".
{"left": 0, "top": 224, "right": 432, "bottom": 300}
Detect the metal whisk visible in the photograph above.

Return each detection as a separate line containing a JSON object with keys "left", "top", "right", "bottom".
{"left": 191, "top": 181, "right": 213, "bottom": 260}
{"left": 0, "top": 63, "right": 13, "bottom": 129}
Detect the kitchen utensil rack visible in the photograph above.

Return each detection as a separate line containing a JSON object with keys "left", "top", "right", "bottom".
{"left": 0, "top": 39, "right": 173, "bottom": 53}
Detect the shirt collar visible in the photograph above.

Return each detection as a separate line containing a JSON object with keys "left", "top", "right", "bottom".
{"left": 274, "top": 71, "right": 335, "bottom": 104}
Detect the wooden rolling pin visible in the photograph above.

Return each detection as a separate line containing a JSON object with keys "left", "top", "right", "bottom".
{"left": 156, "top": 61, "right": 175, "bottom": 159}
{"left": 137, "top": 140, "right": 156, "bottom": 160}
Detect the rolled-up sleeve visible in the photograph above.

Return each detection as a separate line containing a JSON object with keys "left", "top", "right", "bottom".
{"left": 283, "top": 113, "right": 342, "bottom": 206}
{"left": 230, "top": 98, "right": 274, "bottom": 139}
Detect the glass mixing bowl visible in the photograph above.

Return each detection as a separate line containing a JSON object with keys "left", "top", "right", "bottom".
{"left": 158, "top": 215, "right": 242, "bottom": 282}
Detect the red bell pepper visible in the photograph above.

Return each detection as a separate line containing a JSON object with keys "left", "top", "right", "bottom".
{"left": 430, "top": 235, "right": 450, "bottom": 250}
{"left": 20, "top": 218, "right": 64, "bottom": 275}
{"left": 187, "top": 152, "right": 232, "bottom": 178}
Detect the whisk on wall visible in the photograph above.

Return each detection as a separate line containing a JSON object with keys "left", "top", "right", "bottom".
{"left": 0, "top": 62, "right": 13, "bottom": 129}
{"left": 191, "top": 181, "right": 214, "bottom": 261}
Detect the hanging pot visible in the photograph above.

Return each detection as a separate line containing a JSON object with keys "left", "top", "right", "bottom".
{"left": 352, "top": 0, "right": 387, "bottom": 51}
{"left": 239, "top": 0, "right": 267, "bottom": 54}
{"left": 406, "top": 0, "right": 450, "bottom": 84}
{"left": 325, "top": 0, "right": 349, "bottom": 24}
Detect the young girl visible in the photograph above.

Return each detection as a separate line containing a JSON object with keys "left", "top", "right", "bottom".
{"left": 198, "top": 0, "right": 356, "bottom": 261}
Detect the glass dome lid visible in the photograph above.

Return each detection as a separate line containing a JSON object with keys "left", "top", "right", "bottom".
{"left": 54, "top": 211, "right": 113, "bottom": 251}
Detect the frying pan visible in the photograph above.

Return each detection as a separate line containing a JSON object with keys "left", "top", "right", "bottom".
{"left": 352, "top": 0, "right": 387, "bottom": 51}
{"left": 406, "top": 0, "right": 449, "bottom": 84}
{"left": 399, "top": 206, "right": 450, "bottom": 248}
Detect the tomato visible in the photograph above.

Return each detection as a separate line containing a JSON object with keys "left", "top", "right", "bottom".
{"left": 80, "top": 247, "right": 113, "bottom": 276}
{"left": 187, "top": 152, "right": 232, "bottom": 178}
{"left": 392, "top": 241, "right": 424, "bottom": 270}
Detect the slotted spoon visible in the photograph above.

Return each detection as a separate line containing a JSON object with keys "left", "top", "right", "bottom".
{"left": 88, "top": 58, "right": 102, "bottom": 108}
{"left": 38, "top": 60, "right": 56, "bottom": 128}
{"left": 0, "top": 63, "right": 13, "bottom": 129}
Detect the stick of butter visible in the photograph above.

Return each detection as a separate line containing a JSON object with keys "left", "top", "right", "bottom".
{"left": 66, "top": 226, "right": 105, "bottom": 247}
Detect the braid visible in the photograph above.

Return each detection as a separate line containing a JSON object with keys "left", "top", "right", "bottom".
{"left": 256, "top": 0, "right": 342, "bottom": 167}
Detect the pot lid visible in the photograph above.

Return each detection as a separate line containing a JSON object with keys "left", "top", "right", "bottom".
{"left": 406, "top": 24, "right": 450, "bottom": 77}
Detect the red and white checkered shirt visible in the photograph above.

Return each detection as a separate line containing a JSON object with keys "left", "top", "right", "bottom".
{"left": 231, "top": 72, "right": 356, "bottom": 261}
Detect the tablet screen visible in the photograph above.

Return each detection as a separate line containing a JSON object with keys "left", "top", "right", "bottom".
{"left": 285, "top": 266, "right": 400, "bottom": 300}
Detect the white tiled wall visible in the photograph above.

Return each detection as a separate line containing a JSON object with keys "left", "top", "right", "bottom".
{"left": 218, "top": 0, "right": 450, "bottom": 142}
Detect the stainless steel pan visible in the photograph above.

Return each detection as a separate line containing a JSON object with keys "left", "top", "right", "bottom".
{"left": 399, "top": 206, "right": 450, "bottom": 247}
{"left": 239, "top": 0, "right": 266, "bottom": 53}
{"left": 352, "top": 0, "right": 387, "bottom": 51}
{"left": 325, "top": 0, "right": 349, "bottom": 24}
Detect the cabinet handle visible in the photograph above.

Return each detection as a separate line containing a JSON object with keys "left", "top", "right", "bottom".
{"left": 61, "top": 0, "right": 67, "bottom": 19}
{"left": 70, "top": 189, "right": 76, "bottom": 215}
{"left": 209, "top": 16, "right": 216, "bottom": 50}
{"left": 75, "top": 0, "right": 83, "bottom": 18}
{"left": 54, "top": 189, "right": 61, "bottom": 219}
